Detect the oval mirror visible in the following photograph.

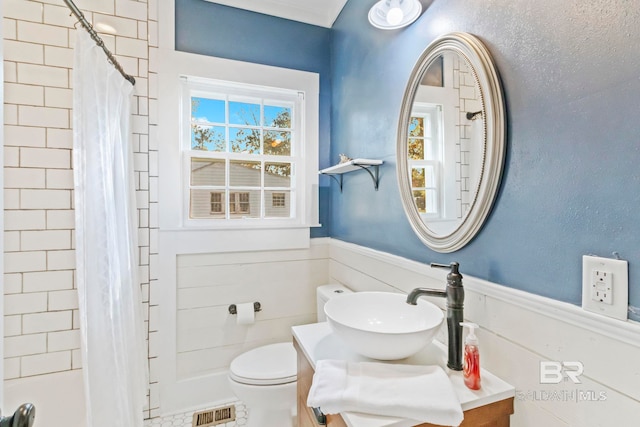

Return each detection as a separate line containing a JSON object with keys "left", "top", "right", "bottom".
{"left": 397, "top": 32, "right": 505, "bottom": 253}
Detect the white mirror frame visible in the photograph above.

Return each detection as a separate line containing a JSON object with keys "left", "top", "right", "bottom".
{"left": 397, "top": 32, "right": 506, "bottom": 253}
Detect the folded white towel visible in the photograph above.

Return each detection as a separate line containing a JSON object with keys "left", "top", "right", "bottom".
{"left": 307, "top": 359, "right": 463, "bottom": 426}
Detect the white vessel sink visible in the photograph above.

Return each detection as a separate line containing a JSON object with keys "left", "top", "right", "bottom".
{"left": 324, "top": 291, "right": 444, "bottom": 360}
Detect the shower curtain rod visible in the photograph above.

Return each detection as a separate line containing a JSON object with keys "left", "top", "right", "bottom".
{"left": 63, "top": 0, "right": 136, "bottom": 86}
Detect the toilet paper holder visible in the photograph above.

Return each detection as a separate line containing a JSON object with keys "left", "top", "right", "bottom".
{"left": 228, "top": 302, "right": 261, "bottom": 315}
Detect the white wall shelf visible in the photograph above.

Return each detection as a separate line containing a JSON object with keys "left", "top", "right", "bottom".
{"left": 319, "top": 159, "right": 383, "bottom": 192}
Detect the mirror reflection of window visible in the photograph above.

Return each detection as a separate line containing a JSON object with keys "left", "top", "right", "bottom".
{"left": 410, "top": 52, "right": 483, "bottom": 229}
{"left": 408, "top": 104, "right": 442, "bottom": 218}
{"left": 396, "top": 33, "right": 505, "bottom": 252}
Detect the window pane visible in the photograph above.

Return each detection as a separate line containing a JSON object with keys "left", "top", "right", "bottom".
{"left": 229, "top": 101, "right": 260, "bottom": 126}
{"left": 191, "top": 125, "right": 225, "bottom": 152}
{"left": 191, "top": 158, "right": 225, "bottom": 186}
{"left": 412, "top": 165, "right": 437, "bottom": 187}
{"left": 264, "top": 130, "right": 291, "bottom": 156}
{"left": 413, "top": 190, "right": 426, "bottom": 213}
{"left": 229, "top": 190, "right": 260, "bottom": 219}
{"left": 411, "top": 167, "right": 425, "bottom": 187}
{"left": 230, "top": 127, "right": 260, "bottom": 154}
{"left": 264, "top": 105, "right": 291, "bottom": 128}
{"left": 190, "top": 189, "right": 225, "bottom": 219}
{"left": 265, "top": 190, "right": 291, "bottom": 218}
{"left": 191, "top": 97, "right": 225, "bottom": 123}
{"left": 230, "top": 161, "right": 261, "bottom": 187}
{"left": 413, "top": 189, "right": 438, "bottom": 214}
{"left": 408, "top": 138, "right": 424, "bottom": 160}
{"left": 265, "top": 162, "right": 291, "bottom": 187}
{"left": 409, "top": 117, "right": 424, "bottom": 137}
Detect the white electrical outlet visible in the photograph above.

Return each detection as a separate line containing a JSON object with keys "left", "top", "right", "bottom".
{"left": 582, "top": 255, "right": 628, "bottom": 320}
{"left": 591, "top": 269, "right": 613, "bottom": 304}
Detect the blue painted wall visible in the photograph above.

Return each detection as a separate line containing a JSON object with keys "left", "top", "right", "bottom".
{"left": 330, "top": 0, "right": 640, "bottom": 319}
{"left": 175, "top": 0, "right": 332, "bottom": 236}
{"left": 175, "top": 0, "right": 640, "bottom": 319}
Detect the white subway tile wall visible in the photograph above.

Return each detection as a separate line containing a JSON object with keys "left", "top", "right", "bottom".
{"left": 3, "top": 0, "right": 158, "bottom": 420}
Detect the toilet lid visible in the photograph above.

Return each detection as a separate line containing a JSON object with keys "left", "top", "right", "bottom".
{"left": 229, "top": 342, "right": 297, "bottom": 386}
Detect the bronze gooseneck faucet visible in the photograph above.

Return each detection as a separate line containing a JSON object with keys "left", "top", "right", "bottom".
{"left": 406, "top": 262, "right": 464, "bottom": 371}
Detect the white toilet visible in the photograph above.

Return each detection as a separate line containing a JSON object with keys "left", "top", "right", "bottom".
{"left": 228, "top": 284, "right": 352, "bottom": 427}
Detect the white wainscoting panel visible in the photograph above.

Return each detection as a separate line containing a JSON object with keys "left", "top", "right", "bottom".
{"left": 159, "top": 238, "right": 330, "bottom": 414}
{"left": 328, "top": 239, "right": 640, "bottom": 427}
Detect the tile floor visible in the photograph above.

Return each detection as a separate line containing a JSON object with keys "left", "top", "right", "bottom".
{"left": 144, "top": 402, "right": 248, "bottom": 427}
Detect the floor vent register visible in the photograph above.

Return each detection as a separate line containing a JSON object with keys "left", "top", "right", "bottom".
{"left": 192, "top": 405, "right": 236, "bottom": 427}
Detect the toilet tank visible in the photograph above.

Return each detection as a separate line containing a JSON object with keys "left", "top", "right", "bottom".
{"left": 316, "top": 284, "right": 352, "bottom": 322}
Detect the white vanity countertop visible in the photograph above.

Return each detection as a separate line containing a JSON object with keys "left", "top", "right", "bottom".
{"left": 292, "top": 322, "right": 515, "bottom": 427}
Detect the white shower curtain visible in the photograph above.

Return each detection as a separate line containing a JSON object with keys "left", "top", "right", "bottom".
{"left": 72, "top": 30, "right": 147, "bottom": 427}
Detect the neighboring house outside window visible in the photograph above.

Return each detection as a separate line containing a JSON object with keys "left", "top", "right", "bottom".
{"left": 209, "top": 191, "right": 251, "bottom": 217}
{"left": 210, "top": 192, "right": 223, "bottom": 214}
{"left": 272, "top": 192, "right": 285, "bottom": 208}
{"left": 229, "top": 192, "right": 250, "bottom": 215}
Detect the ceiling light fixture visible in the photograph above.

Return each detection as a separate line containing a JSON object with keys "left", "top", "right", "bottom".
{"left": 368, "top": 0, "right": 422, "bottom": 30}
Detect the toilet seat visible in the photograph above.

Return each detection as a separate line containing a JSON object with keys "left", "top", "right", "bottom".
{"left": 229, "top": 342, "right": 297, "bottom": 386}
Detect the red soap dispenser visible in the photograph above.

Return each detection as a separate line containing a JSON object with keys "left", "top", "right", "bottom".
{"left": 460, "top": 322, "right": 481, "bottom": 390}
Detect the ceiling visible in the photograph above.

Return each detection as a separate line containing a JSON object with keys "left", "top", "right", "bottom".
{"left": 204, "top": 0, "right": 349, "bottom": 28}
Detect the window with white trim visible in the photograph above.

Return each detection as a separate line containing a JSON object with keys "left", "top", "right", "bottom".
{"left": 183, "top": 78, "right": 305, "bottom": 225}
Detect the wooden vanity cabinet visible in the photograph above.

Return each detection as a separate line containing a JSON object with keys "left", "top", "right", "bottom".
{"left": 294, "top": 339, "right": 513, "bottom": 427}
{"left": 296, "top": 339, "right": 347, "bottom": 427}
